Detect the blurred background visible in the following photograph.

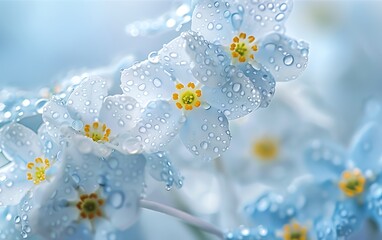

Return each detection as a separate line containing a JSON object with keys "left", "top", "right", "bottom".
{"left": 1, "top": 0, "right": 382, "bottom": 239}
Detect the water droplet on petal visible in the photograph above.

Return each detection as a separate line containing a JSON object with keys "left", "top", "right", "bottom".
{"left": 109, "top": 191, "right": 124, "bottom": 209}
{"left": 283, "top": 55, "right": 294, "bottom": 66}
{"left": 231, "top": 13, "right": 243, "bottom": 30}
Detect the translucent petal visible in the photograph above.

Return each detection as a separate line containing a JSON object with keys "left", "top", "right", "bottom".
{"left": 0, "top": 123, "right": 43, "bottom": 164}
{"left": 103, "top": 151, "right": 146, "bottom": 230}
{"left": 366, "top": 182, "right": 382, "bottom": 230}
{"left": 256, "top": 33, "right": 309, "bottom": 82}
{"left": 179, "top": 106, "right": 231, "bottom": 160}
{"left": 332, "top": 199, "right": 364, "bottom": 239}
{"left": 129, "top": 100, "right": 183, "bottom": 153}
{"left": 120, "top": 60, "right": 175, "bottom": 106}
{"left": 304, "top": 140, "right": 347, "bottom": 182}
{"left": 349, "top": 122, "right": 382, "bottom": 173}
{"left": 99, "top": 95, "right": 141, "bottom": 135}
{"left": 191, "top": 0, "right": 236, "bottom": 45}
{"left": 38, "top": 123, "right": 62, "bottom": 161}
{"left": 244, "top": 192, "right": 296, "bottom": 230}
{"left": 158, "top": 34, "right": 194, "bottom": 84}
{"left": 240, "top": 0, "right": 294, "bottom": 39}
{"left": 159, "top": 31, "right": 232, "bottom": 88}
{"left": 42, "top": 98, "right": 73, "bottom": 142}
{"left": 314, "top": 219, "right": 337, "bottom": 240}
{"left": 224, "top": 225, "right": 274, "bottom": 240}
{"left": 202, "top": 65, "right": 262, "bottom": 119}
{"left": 0, "top": 163, "right": 33, "bottom": 206}
{"left": 239, "top": 63, "right": 276, "bottom": 108}
{"left": 66, "top": 76, "right": 108, "bottom": 123}
{"left": 288, "top": 176, "right": 338, "bottom": 221}
{"left": 183, "top": 31, "right": 232, "bottom": 88}
{"left": 145, "top": 151, "right": 183, "bottom": 189}
{"left": 191, "top": 0, "right": 293, "bottom": 45}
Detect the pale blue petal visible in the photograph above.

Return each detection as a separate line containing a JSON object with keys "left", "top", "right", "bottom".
{"left": 145, "top": 151, "right": 184, "bottom": 189}
{"left": 102, "top": 151, "right": 146, "bottom": 230}
{"left": 366, "top": 182, "right": 382, "bottom": 230}
{"left": 192, "top": 0, "right": 293, "bottom": 45}
{"left": 120, "top": 60, "right": 175, "bottom": 106}
{"left": 256, "top": 33, "right": 309, "bottom": 82}
{"left": 129, "top": 100, "right": 183, "bottom": 153}
{"left": 332, "top": 199, "right": 364, "bottom": 239}
{"left": 304, "top": 140, "right": 347, "bottom": 182}
{"left": 349, "top": 122, "right": 382, "bottom": 173}
{"left": 202, "top": 65, "right": 262, "bottom": 119}
{"left": 42, "top": 98, "right": 73, "bottom": 142}
{"left": 180, "top": 106, "right": 231, "bottom": 160}
{"left": 158, "top": 34, "right": 194, "bottom": 84}
{"left": 160, "top": 31, "right": 232, "bottom": 88}
{"left": 99, "top": 95, "right": 141, "bottom": 136}
{"left": 238, "top": 63, "right": 276, "bottom": 108}
{"left": 240, "top": 0, "right": 294, "bottom": 39}
{"left": 0, "top": 163, "right": 33, "bottom": 206}
{"left": 38, "top": 123, "right": 62, "bottom": 161}
{"left": 66, "top": 76, "right": 108, "bottom": 123}
{"left": 314, "top": 219, "right": 337, "bottom": 240}
{"left": 244, "top": 192, "right": 296, "bottom": 230}
{"left": 191, "top": 0, "right": 236, "bottom": 45}
{"left": 224, "top": 225, "right": 274, "bottom": 240}
{"left": 287, "top": 176, "right": 338, "bottom": 221}
{"left": 183, "top": 31, "right": 232, "bottom": 88}
{"left": 0, "top": 123, "right": 43, "bottom": 165}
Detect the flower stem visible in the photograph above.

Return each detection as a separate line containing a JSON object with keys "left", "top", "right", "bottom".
{"left": 140, "top": 199, "right": 224, "bottom": 239}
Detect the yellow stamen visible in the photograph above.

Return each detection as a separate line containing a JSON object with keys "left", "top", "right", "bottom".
{"left": 338, "top": 169, "right": 366, "bottom": 197}
{"left": 229, "top": 32, "right": 258, "bottom": 63}
{"left": 283, "top": 222, "right": 307, "bottom": 240}
{"left": 173, "top": 82, "right": 202, "bottom": 111}
{"left": 26, "top": 157, "right": 51, "bottom": 185}
{"left": 252, "top": 138, "right": 279, "bottom": 161}
{"left": 83, "top": 121, "right": 111, "bottom": 142}
{"left": 76, "top": 192, "right": 105, "bottom": 221}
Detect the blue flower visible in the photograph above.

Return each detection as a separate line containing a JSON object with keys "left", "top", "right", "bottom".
{"left": 29, "top": 140, "right": 146, "bottom": 239}
{"left": 304, "top": 120, "right": 382, "bottom": 237}
{"left": 121, "top": 57, "right": 233, "bottom": 160}
{"left": 191, "top": 0, "right": 309, "bottom": 83}
{"left": 0, "top": 122, "right": 61, "bottom": 206}
{"left": 42, "top": 76, "right": 184, "bottom": 189}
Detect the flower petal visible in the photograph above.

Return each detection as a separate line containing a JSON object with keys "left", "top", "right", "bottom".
{"left": 103, "top": 151, "right": 146, "bottom": 230}
{"left": 145, "top": 151, "right": 183, "bottom": 189}
{"left": 241, "top": 0, "right": 294, "bottom": 39}
{"left": 129, "top": 100, "right": 183, "bottom": 153}
{"left": 191, "top": 0, "right": 236, "bottom": 45}
{"left": 0, "top": 163, "right": 33, "bottom": 206}
{"left": 332, "top": 199, "right": 364, "bottom": 239}
{"left": 99, "top": 95, "right": 141, "bottom": 135}
{"left": 256, "top": 33, "right": 309, "bottom": 82}
{"left": 180, "top": 106, "right": 231, "bottom": 160}
{"left": 66, "top": 76, "right": 108, "bottom": 123}
{"left": 366, "top": 182, "right": 382, "bottom": 230}
{"left": 239, "top": 63, "right": 276, "bottom": 108}
{"left": 304, "top": 140, "right": 347, "bottom": 182}
{"left": 38, "top": 123, "right": 62, "bottom": 161}
{"left": 244, "top": 192, "right": 296, "bottom": 230}
{"left": 314, "top": 219, "right": 337, "bottom": 240}
{"left": 349, "top": 122, "right": 382, "bottom": 173}
{"left": 0, "top": 123, "right": 43, "bottom": 165}
{"left": 120, "top": 60, "right": 175, "bottom": 106}
{"left": 42, "top": 98, "right": 73, "bottom": 142}
{"left": 159, "top": 31, "right": 231, "bottom": 88}
{"left": 191, "top": 0, "right": 293, "bottom": 45}
{"left": 202, "top": 66, "right": 262, "bottom": 119}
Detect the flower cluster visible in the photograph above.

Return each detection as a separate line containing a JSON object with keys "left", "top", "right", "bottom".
{"left": 0, "top": 0, "right": 311, "bottom": 239}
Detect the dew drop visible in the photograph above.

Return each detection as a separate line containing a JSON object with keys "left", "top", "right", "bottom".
{"left": 232, "top": 83, "right": 241, "bottom": 92}
{"left": 109, "top": 191, "right": 124, "bottom": 209}
{"left": 231, "top": 13, "right": 243, "bottom": 30}
{"left": 207, "top": 22, "right": 214, "bottom": 30}
{"left": 148, "top": 51, "right": 159, "bottom": 64}
{"left": 153, "top": 78, "right": 162, "bottom": 87}
{"left": 283, "top": 55, "right": 294, "bottom": 66}
{"left": 275, "top": 13, "right": 285, "bottom": 21}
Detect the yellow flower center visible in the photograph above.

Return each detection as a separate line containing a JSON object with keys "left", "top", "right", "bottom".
{"left": 26, "top": 157, "right": 50, "bottom": 185}
{"left": 84, "top": 122, "right": 111, "bottom": 142}
{"left": 76, "top": 192, "right": 105, "bottom": 220}
{"left": 283, "top": 222, "right": 308, "bottom": 240}
{"left": 252, "top": 138, "right": 279, "bottom": 161}
{"left": 172, "top": 82, "right": 202, "bottom": 111}
{"left": 229, "top": 32, "right": 258, "bottom": 63}
{"left": 338, "top": 169, "right": 366, "bottom": 197}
